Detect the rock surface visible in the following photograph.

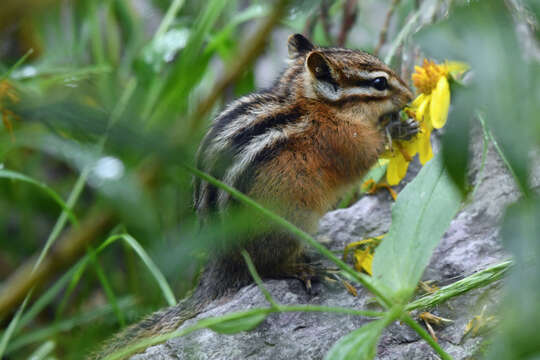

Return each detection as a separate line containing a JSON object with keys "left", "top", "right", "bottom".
{"left": 132, "top": 132, "right": 526, "bottom": 360}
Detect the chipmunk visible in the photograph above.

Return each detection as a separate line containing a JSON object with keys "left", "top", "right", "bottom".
{"left": 94, "top": 34, "right": 414, "bottom": 359}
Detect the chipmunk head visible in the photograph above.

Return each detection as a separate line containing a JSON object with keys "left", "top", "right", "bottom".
{"left": 287, "top": 33, "right": 413, "bottom": 126}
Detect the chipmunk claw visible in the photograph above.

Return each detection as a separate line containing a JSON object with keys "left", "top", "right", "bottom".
{"left": 282, "top": 262, "right": 341, "bottom": 295}
{"left": 385, "top": 116, "right": 419, "bottom": 141}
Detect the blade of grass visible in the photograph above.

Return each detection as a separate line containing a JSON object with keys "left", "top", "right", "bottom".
{"left": 27, "top": 340, "right": 55, "bottom": 360}
{"left": 89, "top": 248, "right": 125, "bottom": 327}
{"left": 0, "top": 48, "right": 34, "bottom": 79}
{"left": 98, "top": 234, "right": 176, "bottom": 306}
{"left": 241, "top": 250, "right": 278, "bottom": 308}
{"left": 154, "top": 0, "right": 186, "bottom": 38}
{"left": 0, "top": 169, "right": 78, "bottom": 225}
{"left": 0, "top": 294, "right": 31, "bottom": 356}
{"left": 6, "top": 298, "right": 136, "bottom": 354}
{"left": 54, "top": 259, "right": 90, "bottom": 321}
{"left": 16, "top": 261, "right": 83, "bottom": 331}
{"left": 406, "top": 260, "right": 511, "bottom": 311}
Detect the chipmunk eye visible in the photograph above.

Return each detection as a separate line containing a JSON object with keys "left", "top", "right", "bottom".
{"left": 372, "top": 77, "right": 388, "bottom": 91}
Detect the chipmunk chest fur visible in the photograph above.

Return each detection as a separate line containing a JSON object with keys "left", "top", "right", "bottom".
{"left": 194, "top": 34, "right": 412, "bottom": 232}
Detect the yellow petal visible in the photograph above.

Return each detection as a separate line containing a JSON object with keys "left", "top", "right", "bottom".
{"left": 404, "top": 136, "right": 419, "bottom": 158}
{"left": 386, "top": 157, "right": 401, "bottom": 186}
{"left": 418, "top": 128, "right": 434, "bottom": 164}
{"left": 397, "top": 152, "right": 410, "bottom": 180}
{"left": 353, "top": 249, "right": 373, "bottom": 275}
{"left": 411, "top": 93, "right": 426, "bottom": 108}
{"left": 416, "top": 96, "right": 430, "bottom": 122}
{"left": 429, "top": 77, "right": 450, "bottom": 129}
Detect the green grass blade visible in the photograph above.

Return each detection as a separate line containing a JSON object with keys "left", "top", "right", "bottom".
{"left": 17, "top": 262, "right": 82, "bottom": 331}
{"left": 6, "top": 298, "right": 135, "bottom": 354}
{"left": 55, "top": 259, "right": 90, "bottom": 321}
{"left": 26, "top": 340, "right": 55, "bottom": 360}
{"left": 154, "top": 0, "right": 186, "bottom": 38}
{"left": 0, "top": 169, "right": 78, "bottom": 225}
{"left": 33, "top": 166, "right": 91, "bottom": 273}
{"left": 0, "top": 292, "right": 32, "bottom": 357}
{"left": 0, "top": 48, "right": 34, "bottom": 79}
{"left": 98, "top": 234, "right": 176, "bottom": 306}
{"left": 89, "top": 249, "right": 125, "bottom": 327}
{"left": 117, "top": 234, "right": 176, "bottom": 306}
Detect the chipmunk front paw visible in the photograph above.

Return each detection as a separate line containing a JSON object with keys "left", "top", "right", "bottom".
{"left": 385, "top": 116, "right": 419, "bottom": 141}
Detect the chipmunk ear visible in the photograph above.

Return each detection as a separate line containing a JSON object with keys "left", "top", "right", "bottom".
{"left": 287, "top": 33, "right": 314, "bottom": 58}
{"left": 306, "top": 51, "right": 334, "bottom": 83}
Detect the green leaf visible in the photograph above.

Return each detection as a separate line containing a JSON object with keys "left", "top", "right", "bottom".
{"left": 371, "top": 153, "right": 462, "bottom": 303}
{"left": 486, "top": 198, "right": 540, "bottom": 360}
{"left": 208, "top": 312, "right": 267, "bottom": 334}
{"left": 324, "top": 319, "right": 387, "bottom": 360}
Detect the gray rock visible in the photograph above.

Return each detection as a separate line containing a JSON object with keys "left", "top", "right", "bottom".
{"left": 132, "top": 130, "right": 524, "bottom": 360}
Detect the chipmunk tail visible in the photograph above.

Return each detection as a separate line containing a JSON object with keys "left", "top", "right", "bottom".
{"left": 90, "top": 286, "right": 210, "bottom": 360}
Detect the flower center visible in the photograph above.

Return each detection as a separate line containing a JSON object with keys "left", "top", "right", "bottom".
{"left": 412, "top": 60, "right": 448, "bottom": 95}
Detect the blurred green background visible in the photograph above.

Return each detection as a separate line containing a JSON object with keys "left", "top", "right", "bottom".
{"left": 0, "top": 0, "right": 538, "bottom": 359}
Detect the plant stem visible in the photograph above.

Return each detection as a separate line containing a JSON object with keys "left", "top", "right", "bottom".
{"left": 402, "top": 313, "right": 453, "bottom": 360}
{"left": 103, "top": 303, "right": 384, "bottom": 360}
{"left": 242, "top": 251, "right": 279, "bottom": 308}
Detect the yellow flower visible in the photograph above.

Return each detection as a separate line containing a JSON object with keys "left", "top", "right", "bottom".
{"left": 382, "top": 59, "right": 468, "bottom": 186}
{"left": 353, "top": 248, "right": 373, "bottom": 275}
{"left": 343, "top": 236, "right": 383, "bottom": 276}
{"left": 412, "top": 59, "right": 468, "bottom": 129}
{"left": 382, "top": 135, "right": 417, "bottom": 186}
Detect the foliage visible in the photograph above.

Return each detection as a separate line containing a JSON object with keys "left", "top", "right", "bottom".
{"left": 0, "top": 0, "right": 538, "bottom": 359}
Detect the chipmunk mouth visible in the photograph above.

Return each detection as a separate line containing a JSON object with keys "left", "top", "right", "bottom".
{"left": 378, "top": 111, "right": 400, "bottom": 128}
